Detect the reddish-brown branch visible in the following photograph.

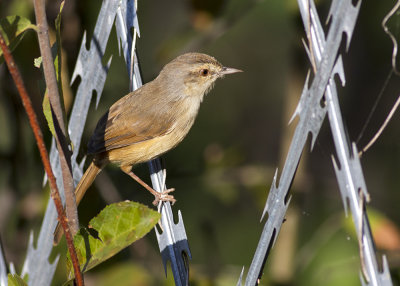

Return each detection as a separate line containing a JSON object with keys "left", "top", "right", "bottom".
{"left": 33, "top": 0, "right": 79, "bottom": 236}
{"left": 0, "top": 33, "right": 84, "bottom": 286}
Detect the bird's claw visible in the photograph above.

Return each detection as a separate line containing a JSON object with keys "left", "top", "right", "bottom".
{"left": 152, "top": 188, "right": 176, "bottom": 205}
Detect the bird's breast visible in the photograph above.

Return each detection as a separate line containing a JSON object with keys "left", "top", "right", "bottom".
{"left": 109, "top": 97, "right": 201, "bottom": 167}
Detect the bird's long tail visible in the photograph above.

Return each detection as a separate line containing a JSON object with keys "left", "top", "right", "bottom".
{"left": 53, "top": 161, "right": 103, "bottom": 245}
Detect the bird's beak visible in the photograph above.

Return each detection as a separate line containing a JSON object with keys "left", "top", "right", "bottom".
{"left": 219, "top": 67, "right": 243, "bottom": 75}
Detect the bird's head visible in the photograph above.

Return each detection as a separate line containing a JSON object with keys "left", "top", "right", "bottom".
{"left": 158, "top": 53, "right": 242, "bottom": 101}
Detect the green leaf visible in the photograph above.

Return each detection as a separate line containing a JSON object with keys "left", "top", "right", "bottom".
{"left": 0, "top": 15, "right": 36, "bottom": 63}
{"left": 42, "top": 92, "right": 56, "bottom": 137}
{"left": 66, "top": 201, "right": 160, "bottom": 279}
{"left": 8, "top": 274, "right": 28, "bottom": 286}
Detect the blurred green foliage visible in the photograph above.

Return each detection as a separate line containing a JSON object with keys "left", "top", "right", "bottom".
{"left": 0, "top": 15, "right": 36, "bottom": 63}
{"left": 0, "top": 0, "right": 400, "bottom": 285}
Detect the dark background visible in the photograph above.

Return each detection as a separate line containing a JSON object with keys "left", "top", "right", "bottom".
{"left": 0, "top": 0, "right": 399, "bottom": 285}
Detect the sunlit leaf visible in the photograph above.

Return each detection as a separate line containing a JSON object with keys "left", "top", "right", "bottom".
{"left": 34, "top": 56, "right": 42, "bottom": 68}
{"left": 0, "top": 15, "right": 36, "bottom": 63}
{"left": 66, "top": 201, "right": 160, "bottom": 279}
{"left": 8, "top": 274, "right": 28, "bottom": 286}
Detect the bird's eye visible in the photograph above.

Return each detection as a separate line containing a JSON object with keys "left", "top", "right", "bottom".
{"left": 200, "top": 69, "right": 209, "bottom": 76}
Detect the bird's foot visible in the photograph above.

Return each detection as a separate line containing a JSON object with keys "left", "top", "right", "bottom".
{"left": 152, "top": 188, "right": 176, "bottom": 206}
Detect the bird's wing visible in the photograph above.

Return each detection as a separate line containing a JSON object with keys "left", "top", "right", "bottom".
{"left": 87, "top": 87, "right": 176, "bottom": 154}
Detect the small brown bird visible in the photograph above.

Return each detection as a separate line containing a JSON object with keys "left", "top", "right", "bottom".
{"left": 54, "top": 52, "right": 241, "bottom": 243}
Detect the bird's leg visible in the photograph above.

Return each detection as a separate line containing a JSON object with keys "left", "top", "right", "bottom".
{"left": 157, "top": 167, "right": 169, "bottom": 213}
{"left": 159, "top": 157, "right": 172, "bottom": 204}
{"left": 121, "top": 166, "right": 176, "bottom": 205}
{"left": 156, "top": 168, "right": 168, "bottom": 213}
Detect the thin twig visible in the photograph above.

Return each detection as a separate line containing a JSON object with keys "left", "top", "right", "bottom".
{"left": 382, "top": 0, "right": 400, "bottom": 75}
{"left": 356, "top": 69, "right": 393, "bottom": 144}
{"left": 358, "top": 1, "right": 400, "bottom": 156}
{"left": 359, "top": 92, "right": 400, "bottom": 157}
{"left": 33, "top": 0, "right": 79, "bottom": 235}
{"left": 0, "top": 33, "right": 84, "bottom": 286}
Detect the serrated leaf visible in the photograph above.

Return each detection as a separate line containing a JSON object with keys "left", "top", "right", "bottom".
{"left": 8, "top": 274, "right": 28, "bottom": 286}
{"left": 0, "top": 15, "right": 36, "bottom": 63}
{"left": 66, "top": 201, "right": 160, "bottom": 279}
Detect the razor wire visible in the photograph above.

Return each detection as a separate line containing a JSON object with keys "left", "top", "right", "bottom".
{"left": 237, "top": 0, "right": 393, "bottom": 285}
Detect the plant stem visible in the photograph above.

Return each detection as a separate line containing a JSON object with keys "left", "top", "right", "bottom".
{"left": 33, "top": 0, "right": 79, "bottom": 236}
{"left": 0, "top": 32, "right": 84, "bottom": 286}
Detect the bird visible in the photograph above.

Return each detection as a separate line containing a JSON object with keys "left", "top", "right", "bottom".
{"left": 54, "top": 52, "right": 242, "bottom": 243}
